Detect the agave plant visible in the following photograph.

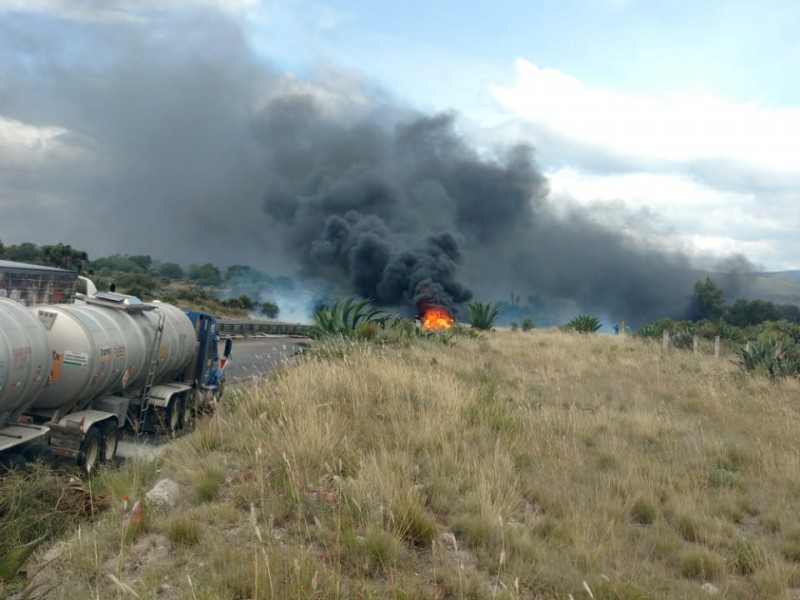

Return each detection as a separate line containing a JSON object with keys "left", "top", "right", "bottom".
{"left": 309, "top": 297, "right": 386, "bottom": 339}
{"left": 563, "top": 315, "right": 602, "bottom": 333}
{"left": 468, "top": 301, "right": 500, "bottom": 330}
{"left": 737, "top": 340, "right": 799, "bottom": 377}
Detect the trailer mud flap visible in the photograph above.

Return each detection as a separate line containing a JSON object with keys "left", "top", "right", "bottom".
{"left": 47, "top": 422, "right": 82, "bottom": 457}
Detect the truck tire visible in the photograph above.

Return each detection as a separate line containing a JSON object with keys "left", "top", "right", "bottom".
{"left": 100, "top": 420, "right": 119, "bottom": 463}
{"left": 79, "top": 426, "right": 102, "bottom": 474}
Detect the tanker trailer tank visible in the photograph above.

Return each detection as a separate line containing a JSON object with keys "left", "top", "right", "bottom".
{"left": 0, "top": 297, "right": 51, "bottom": 457}
{"left": 1, "top": 290, "right": 227, "bottom": 473}
{"left": 10, "top": 293, "right": 197, "bottom": 473}
{"left": 29, "top": 294, "right": 196, "bottom": 420}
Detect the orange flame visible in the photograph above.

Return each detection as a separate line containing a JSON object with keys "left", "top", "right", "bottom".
{"left": 421, "top": 304, "right": 454, "bottom": 330}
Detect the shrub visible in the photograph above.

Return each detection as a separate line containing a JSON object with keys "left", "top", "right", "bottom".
{"left": 223, "top": 294, "right": 255, "bottom": 310}
{"left": 467, "top": 301, "right": 500, "bottom": 330}
{"left": 309, "top": 297, "right": 386, "bottom": 339}
{"left": 356, "top": 321, "right": 380, "bottom": 340}
{"left": 562, "top": 315, "right": 602, "bottom": 333}
{"left": 674, "top": 514, "right": 704, "bottom": 543}
{"left": 166, "top": 515, "right": 202, "bottom": 546}
{"left": 729, "top": 536, "right": 767, "bottom": 575}
{"left": 672, "top": 329, "right": 695, "bottom": 350}
{"left": 737, "top": 337, "right": 800, "bottom": 377}
{"left": 362, "top": 527, "right": 400, "bottom": 573}
{"left": 678, "top": 548, "right": 724, "bottom": 580}
{"left": 194, "top": 467, "right": 225, "bottom": 502}
{"left": 630, "top": 496, "right": 657, "bottom": 525}
{"left": 521, "top": 316, "right": 535, "bottom": 331}
{"left": 261, "top": 301, "right": 279, "bottom": 318}
{"left": 636, "top": 317, "right": 677, "bottom": 339}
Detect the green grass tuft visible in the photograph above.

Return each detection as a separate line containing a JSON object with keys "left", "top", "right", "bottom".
{"left": 678, "top": 548, "right": 725, "bottom": 580}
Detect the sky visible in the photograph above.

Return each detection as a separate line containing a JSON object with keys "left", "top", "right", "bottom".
{"left": 0, "top": 0, "right": 799, "bottom": 321}
{"left": 246, "top": 0, "right": 800, "bottom": 271}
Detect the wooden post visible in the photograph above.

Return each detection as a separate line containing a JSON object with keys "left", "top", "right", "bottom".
{"left": 662, "top": 330, "right": 670, "bottom": 352}
{"left": 714, "top": 336, "right": 721, "bottom": 358}
{"left": 693, "top": 335, "right": 699, "bottom": 354}
{"left": 620, "top": 320, "right": 626, "bottom": 337}
{"left": 746, "top": 341, "right": 752, "bottom": 352}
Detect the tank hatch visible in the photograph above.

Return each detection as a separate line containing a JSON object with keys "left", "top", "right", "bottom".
{"left": 81, "top": 292, "right": 157, "bottom": 312}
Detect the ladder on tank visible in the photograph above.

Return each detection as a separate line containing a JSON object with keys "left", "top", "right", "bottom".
{"left": 138, "top": 311, "right": 165, "bottom": 430}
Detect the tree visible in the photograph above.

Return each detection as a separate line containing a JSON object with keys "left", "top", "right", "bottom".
{"left": 4, "top": 242, "right": 41, "bottom": 263}
{"left": 261, "top": 301, "right": 279, "bottom": 318}
{"left": 690, "top": 277, "right": 726, "bottom": 321}
{"left": 91, "top": 254, "right": 145, "bottom": 273}
{"left": 226, "top": 264, "right": 262, "bottom": 281}
{"left": 778, "top": 304, "right": 800, "bottom": 323}
{"left": 128, "top": 255, "right": 153, "bottom": 271}
{"left": 187, "top": 263, "right": 222, "bottom": 286}
{"left": 727, "top": 298, "right": 782, "bottom": 327}
{"left": 158, "top": 262, "right": 184, "bottom": 279}
{"left": 41, "top": 243, "right": 88, "bottom": 272}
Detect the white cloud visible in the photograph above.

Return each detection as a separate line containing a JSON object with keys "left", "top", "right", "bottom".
{"left": 490, "top": 59, "right": 800, "bottom": 173}
{"left": 487, "top": 60, "right": 800, "bottom": 270}
{"left": 546, "top": 166, "right": 796, "bottom": 269}
{"left": 0, "top": 116, "right": 88, "bottom": 167}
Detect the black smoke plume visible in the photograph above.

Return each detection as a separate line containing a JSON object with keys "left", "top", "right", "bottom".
{"left": 0, "top": 7, "right": 716, "bottom": 323}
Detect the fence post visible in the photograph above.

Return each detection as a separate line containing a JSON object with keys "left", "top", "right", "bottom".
{"left": 714, "top": 336, "right": 721, "bottom": 358}
{"left": 662, "top": 330, "right": 670, "bottom": 352}
{"left": 693, "top": 335, "right": 699, "bottom": 354}
{"left": 746, "top": 341, "right": 752, "bottom": 352}
{"left": 620, "top": 320, "right": 626, "bottom": 337}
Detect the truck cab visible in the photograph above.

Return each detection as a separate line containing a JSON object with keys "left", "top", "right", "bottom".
{"left": 182, "top": 310, "right": 232, "bottom": 393}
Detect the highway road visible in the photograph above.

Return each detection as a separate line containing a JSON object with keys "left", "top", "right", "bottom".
{"left": 224, "top": 336, "right": 309, "bottom": 383}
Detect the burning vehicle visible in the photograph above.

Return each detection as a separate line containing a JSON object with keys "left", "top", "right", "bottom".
{"left": 417, "top": 302, "right": 456, "bottom": 330}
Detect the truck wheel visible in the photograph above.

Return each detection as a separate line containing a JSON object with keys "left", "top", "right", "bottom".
{"left": 100, "top": 421, "right": 119, "bottom": 463}
{"left": 79, "top": 426, "right": 102, "bottom": 474}
{"left": 0, "top": 453, "right": 26, "bottom": 473}
{"left": 166, "top": 398, "right": 180, "bottom": 435}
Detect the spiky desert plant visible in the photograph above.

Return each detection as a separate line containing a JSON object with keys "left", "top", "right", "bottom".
{"left": 737, "top": 340, "right": 799, "bottom": 377}
{"left": 309, "top": 297, "right": 386, "bottom": 339}
{"left": 563, "top": 315, "right": 602, "bottom": 333}
{"left": 468, "top": 301, "right": 500, "bottom": 330}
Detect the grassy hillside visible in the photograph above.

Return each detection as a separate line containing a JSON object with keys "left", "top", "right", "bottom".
{"left": 13, "top": 330, "right": 800, "bottom": 599}
{"left": 750, "top": 272, "right": 800, "bottom": 305}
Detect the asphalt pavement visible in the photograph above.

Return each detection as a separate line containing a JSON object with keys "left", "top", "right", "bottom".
{"left": 223, "top": 336, "right": 309, "bottom": 383}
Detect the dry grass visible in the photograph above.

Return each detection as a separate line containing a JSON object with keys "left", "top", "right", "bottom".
{"left": 25, "top": 329, "right": 800, "bottom": 598}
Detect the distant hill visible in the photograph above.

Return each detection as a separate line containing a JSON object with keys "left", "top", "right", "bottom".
{"left": 743, "top": 271, "right": 800, "bottom": 306}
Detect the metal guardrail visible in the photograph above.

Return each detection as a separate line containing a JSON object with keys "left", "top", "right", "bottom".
{"left": 217, "top": 320, "right": 312, "bottom": 337}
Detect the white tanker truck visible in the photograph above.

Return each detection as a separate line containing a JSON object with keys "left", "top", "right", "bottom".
{"left": 0, "top": 290, "right": 232, "bottom": 473}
